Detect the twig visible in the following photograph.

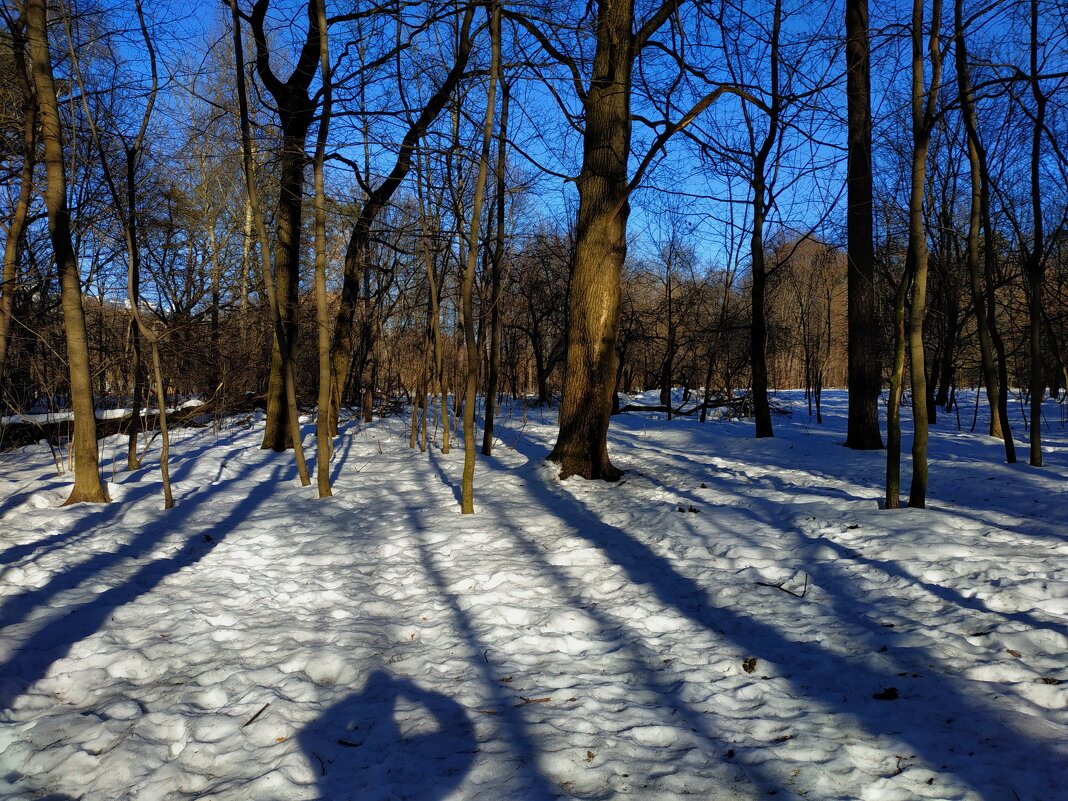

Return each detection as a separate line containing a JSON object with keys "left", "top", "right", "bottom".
{"left": 242, "top": 702, "right": 270, "bottom": 728}
{"left": 513, "top": 696, "right": 551, "bottom": 707}
{"left": 756, "top": 573, "right": 809, "bottom": 598}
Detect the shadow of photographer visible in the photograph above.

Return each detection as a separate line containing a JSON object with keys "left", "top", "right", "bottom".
{"left": 299, "top": 670, "right": 477, "bottom": 801}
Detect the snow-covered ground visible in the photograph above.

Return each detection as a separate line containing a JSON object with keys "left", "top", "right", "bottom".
{"left": 0, "top": 390, "right": 1065, "bottom": 801}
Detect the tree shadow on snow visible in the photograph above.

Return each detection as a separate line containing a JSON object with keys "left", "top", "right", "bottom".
{"left": 498, "top": 431, "right": 1067, "bottom": 801}
{"left": 299, "top": 670, "right": 477, "bottom": 801}
{"left": 0, "top": 459, "right": 288, "bottom": 710}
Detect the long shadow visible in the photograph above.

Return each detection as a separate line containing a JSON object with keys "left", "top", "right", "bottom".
{"left": 626, "top": 443, "right": 1068, "bottom": 643}
{"left": 506, "top": 436, "right": 1067, "bottom": 801}
{"left": 793, "top": 524, "right": 1068, "bottom": 643}
{"left": 0, "top": 462, "right": 284, "bottom": 710}
{"left": 472, "top": 454, "right": 787, "bottom": 797}
{"left": 299, "top": 669, "right": 476, "bottom": 801}
{"left": 0, "top": 446, "right": 286, "bottom": 632}
{"left": 407, "top": 497, "right": 558, "bottom": 801}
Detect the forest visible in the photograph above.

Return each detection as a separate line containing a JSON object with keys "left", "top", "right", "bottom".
{"left": 1, "top": 2, "right": 1067, "bottom": 799}
{"left": 0, "top": 0, "right": 1065, "bottom": 511}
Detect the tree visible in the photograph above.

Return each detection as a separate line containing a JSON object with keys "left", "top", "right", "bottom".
{"left": 0, "top": 13, "right": 35, "bottom": 392}
{"left": 844, "top": 0, "right": 883, "bottom": 449}
{"left": 25, "top": 0, "right": 108, "bottom": 504}
{"left": 248, "top": 0, "right": 321, "bottom": 453}
{"left": 545, "top": 0, "right": 684, "bottom": 479}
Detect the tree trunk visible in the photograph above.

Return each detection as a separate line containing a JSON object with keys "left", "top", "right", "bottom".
{"left": 26, "top": 0, "right": 109, "bottom": 505}
{"left": 1026, "top": 0, "right": 1045, "bottom": 467}
{"left": 0, "top": 22, "right": 35, "bottom": 393}
{"left": 460, "top": 2, "right": 499, "bottom": 513}
{"left": 844, "top": 0, "right": 883, "bottom": 449}
{"left": 482, "top": 80, "right": 509, "bottom": 456}
{"left": 230, "top": 0, "right": 311, "bottom": 486}
{"left": 905, "top": 0, "right": 942, "bottom": 509}
{"left": 885, "top": 270, "right": 911, "bottom": 509}
{"left": 251, "top": 0, "right": 320, "bottom": 452}
{"left": 549, "top": 0, "right": 638, "bottom": 480}
{"left": 313, "top": 0, "right": 334, "bottom": 497}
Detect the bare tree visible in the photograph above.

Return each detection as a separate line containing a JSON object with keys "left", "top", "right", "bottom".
{"left": 25, "top": 0, "right": 108, "bottom": 504}
{"left": 844, "top": 0, "right": 883, "bottom": 449}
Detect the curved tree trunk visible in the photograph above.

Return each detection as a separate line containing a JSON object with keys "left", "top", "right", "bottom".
{"left": 26, "top": 0, "right": 109, "bottom": 505}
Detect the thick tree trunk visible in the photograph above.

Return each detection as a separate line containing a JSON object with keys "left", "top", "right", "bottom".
{"left": 844, "top": 0, "right": 884, "bottom": 449}
{"left": 231, "top": 0, "right": 311, "bottom": 486}
{"left": 549, "top": 0, "right": 636, "bottom": 480}
{"left": 26, "top": 0, "right": 109, "bottom": 505}
{"left": 251, "top": 0, "right": 320, "bottom": 452}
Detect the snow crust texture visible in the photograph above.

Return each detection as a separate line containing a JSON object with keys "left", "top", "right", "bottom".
{"left": 1, "top": 391, "right": 1066, "bottom": 800}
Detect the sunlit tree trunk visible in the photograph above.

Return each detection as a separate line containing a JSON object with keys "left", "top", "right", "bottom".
{"left": 230, "top": 0, "right": 311, "bottom": 486}
{"left": 549, "top": 0, "right": 639, "bottom": 480}
{"left": 460, "top": 0, "right": 499, "bottom": 513}
{"left": 250, "top": 0, "right": 321, "bottom": 452}
{"left": 313, "top": 0, "right": 334, "bottom": 497}
{"left": 954, "top": 1, "right": 1011, "bottom": 448}
{"left": 26, "top": 0, "right": 109, "bottom": 505}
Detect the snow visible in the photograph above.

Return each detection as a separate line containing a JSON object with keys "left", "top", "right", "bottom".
{"left": 1, "top": 391, "right": 1066, "bottom": 801}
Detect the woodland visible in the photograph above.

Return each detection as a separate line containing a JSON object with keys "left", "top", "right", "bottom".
{"left": 1, "top": 0, "right": 1067, "bottom": 511}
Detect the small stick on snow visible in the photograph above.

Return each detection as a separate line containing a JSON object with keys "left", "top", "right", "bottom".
{"left": 756, "top": 573, "right": 809, "bottom": 598}
{"left": 242, "top": 703, "right": 270, "bottom": 728}
{"left": 513, "top": 696, "right": 551, "bottom": 707}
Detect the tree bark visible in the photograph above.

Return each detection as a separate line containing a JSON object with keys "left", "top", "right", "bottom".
{"left": 230, "top": 0, "right": 312, "bottom": 486}
{"left": 482, "top": 80, "right": 510, "bottom": 456}
{"left": 313, "top": 0, "right": 334, "bottom": 497}
{"left": 905, "top": 0, "right": 942, "bottom": 509}
{"left": 844, "top": 0, "right": 884, "bottom": 449}
{"left": 549, "top": 0, "right": 639, "bottom": 480}
{"left": 955, "top": 19, "right": 1002, "bottom": 438}
{"left": 461, "top": 0, "right": 499, "bottom": 513}
{"left": 26, "top": 0, "right": 109, "bottom": 505}
{"left": 250, "top": 0, "right": 321, "bottom": 452}
{"left": 1026, "top": 0, "right": 1045, "bottom": 467}
{"left": 0, "top": 19, "right": 35, "bottom": 392}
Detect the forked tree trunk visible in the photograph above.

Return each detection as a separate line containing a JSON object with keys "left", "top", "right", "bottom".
{"left": 230, "top": 0, "right": 311, "bottom": 487}
{"left": 250, "top": 0, "right": 321, "bottom": 452}
{"left": 26, "top": 0, "right": 109, "bottom": 505}
{"left": 904, "top": 0, "right": 942, "bottom": 509}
